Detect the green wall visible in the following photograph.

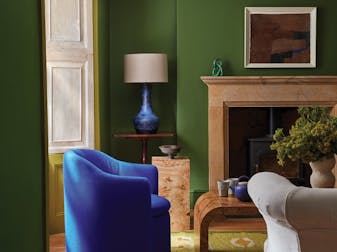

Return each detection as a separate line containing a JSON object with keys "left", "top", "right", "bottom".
{"left": 97, "top": 0, "right": 112, "bottom": 152}
{"left": 177, "top": 0, "right": 337, "bottom": 198}
{"left": 108, "top": 0, "right": 177, "bottom": 162}
{"left": 104, "top": 0, "right": 337, "bottom": 205}
{"left": 2, "top": 1, "right": 337, "bottom": 249}
{"left": 0, "top": 1, "right": 45, "bottom": 251}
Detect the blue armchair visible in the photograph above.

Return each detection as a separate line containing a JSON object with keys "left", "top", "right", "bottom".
{"left": 63, "top": 149, "right": 171, "bottom": 252}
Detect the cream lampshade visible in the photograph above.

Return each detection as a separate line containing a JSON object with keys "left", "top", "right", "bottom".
{"left": 124, "top": 53, "right": 168, "bottom": 134}
{"left": 124, "top": 53, "right": 168, "bottom": 83}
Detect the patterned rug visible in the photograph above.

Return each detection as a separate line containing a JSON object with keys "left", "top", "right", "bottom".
{"left": 171, "top": 231, "right": 267, "bottom": 252}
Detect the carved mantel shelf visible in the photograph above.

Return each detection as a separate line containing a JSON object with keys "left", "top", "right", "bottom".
{"left": 201, "top": 76, "right": 337, "bottom": 191}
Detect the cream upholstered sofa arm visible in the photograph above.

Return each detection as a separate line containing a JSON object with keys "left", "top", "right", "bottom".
{"left": 285, "top": 185, "right": 337, "bottom": 229}
{"left": 247, "top": 172, "right": 296, "bottom": 222}
{"left": 248, "top": 172, "right": 337, "bottom": 252}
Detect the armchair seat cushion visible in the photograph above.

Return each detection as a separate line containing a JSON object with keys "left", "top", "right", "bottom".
{"left": 151, "top": 194, "right": 170, "bottom": 217}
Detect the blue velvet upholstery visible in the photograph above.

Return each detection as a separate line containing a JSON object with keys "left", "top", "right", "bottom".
{"left": 63, "top": 149, "right": 171, "bottom": 252}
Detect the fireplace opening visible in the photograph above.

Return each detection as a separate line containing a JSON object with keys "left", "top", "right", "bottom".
{"left": 229, "top": 107, "right": 311, "bottom": 186}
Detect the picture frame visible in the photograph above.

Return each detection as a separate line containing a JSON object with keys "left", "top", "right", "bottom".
{"left": 244, "top": 7, "right": 317, "bottom": 68}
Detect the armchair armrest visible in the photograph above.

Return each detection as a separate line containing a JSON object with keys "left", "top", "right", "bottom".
{"left": 118, "top": 161, "right": 158, "bottom": 194}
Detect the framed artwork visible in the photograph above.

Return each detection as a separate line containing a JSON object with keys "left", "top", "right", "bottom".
{"left": 244, "top": 7, "right": 317, "bottom": 68}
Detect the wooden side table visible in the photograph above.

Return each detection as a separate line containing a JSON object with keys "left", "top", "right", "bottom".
{"left": 194, "top": 192, "right": 261, "bottom": 252}
{"left": 113, "top": 133, "right": 175, "bottom": 164}
{"left": 152, "top": 156, "right": 190, "bottom": 232}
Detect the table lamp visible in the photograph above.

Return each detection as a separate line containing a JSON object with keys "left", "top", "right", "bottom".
{"left": 124, "top": 53, "right": 168, "bottom": 134}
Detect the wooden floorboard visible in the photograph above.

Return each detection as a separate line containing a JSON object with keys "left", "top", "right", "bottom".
{"left": 49, "top": 233, "right": 65, "bottom": 252}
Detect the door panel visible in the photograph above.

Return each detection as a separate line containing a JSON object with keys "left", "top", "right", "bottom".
{"left": 47, "top": 59, "right": 94, "bottom": 153}
{"left": 50, "top": 0, "right": 81, "bottom": 41}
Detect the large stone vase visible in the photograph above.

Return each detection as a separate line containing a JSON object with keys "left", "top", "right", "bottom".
{"left": 309, "top": 157, "right": 336, "bottom": 188}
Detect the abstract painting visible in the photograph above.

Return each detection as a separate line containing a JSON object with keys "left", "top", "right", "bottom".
{"left": 244, "top": 7, "right": 316, "bottom": 68}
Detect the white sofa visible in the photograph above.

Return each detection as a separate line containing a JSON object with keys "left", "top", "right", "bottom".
{"left": 248, "top": 172, "right": 337, "bottom": 252}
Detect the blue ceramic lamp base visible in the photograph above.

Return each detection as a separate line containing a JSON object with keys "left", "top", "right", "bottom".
{"left": 134, "top": 83, "right": 159, "bottom": 134}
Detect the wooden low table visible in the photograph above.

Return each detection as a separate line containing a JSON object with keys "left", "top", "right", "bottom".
{"left": 194, "top": 191, "right": 261, "bottom": 252}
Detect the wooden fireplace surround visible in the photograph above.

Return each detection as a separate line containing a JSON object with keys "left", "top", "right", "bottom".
{"left": 201, "top": 76, "right": 337, "bottom": 191}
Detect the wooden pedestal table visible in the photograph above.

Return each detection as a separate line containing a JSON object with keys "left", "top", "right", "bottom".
{"left": 113, "top": 133, "right": 175, "bottom": 164}
{"left": 152, "top": 156, "right": 190, "bottom": 232}
{"left": 193, "top": 192, "right": 260, "bottom": 252}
